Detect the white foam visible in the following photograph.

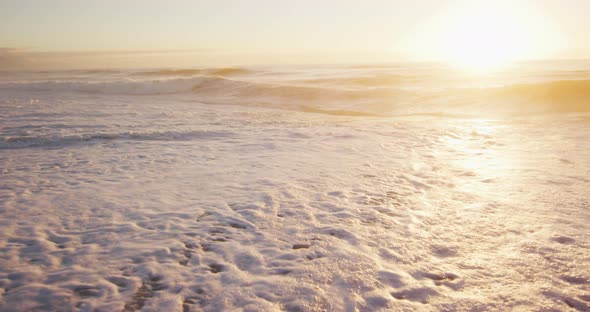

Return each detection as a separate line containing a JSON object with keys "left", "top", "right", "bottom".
{"left": 1, "top": 66, "right": 589, "bottom": 311}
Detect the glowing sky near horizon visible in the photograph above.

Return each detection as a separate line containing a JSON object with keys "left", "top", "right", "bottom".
{"left": 0, "top": 0, "right": 589, "bottom": 68}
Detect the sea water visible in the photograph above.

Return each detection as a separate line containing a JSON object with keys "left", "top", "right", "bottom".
{"left": 0, "top": 61, "right": 589, "bottom": 311}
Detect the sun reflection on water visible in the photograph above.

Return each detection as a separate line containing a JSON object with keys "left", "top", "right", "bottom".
{"left": 441, "top": 120, "right": 521, "bottom": 194}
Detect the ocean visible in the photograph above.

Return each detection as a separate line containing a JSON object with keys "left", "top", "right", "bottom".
{"left": 1, "top": 61, "right": 589, "bottom": 311}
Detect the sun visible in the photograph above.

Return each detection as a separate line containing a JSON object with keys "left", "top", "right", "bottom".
{"left": 403, "top": 0, "right": 562, "bottom": 73}
{"left": 438, "top": 2, "right": 529, "bottom": 72}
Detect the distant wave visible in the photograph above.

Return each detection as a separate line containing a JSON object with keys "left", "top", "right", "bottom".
{"left": 134, "top": 67, "right": 254, "bottom": 77}
{"left": 299, "top": 75, "right": 418, "bottom": 86}
{"left": 77, "top": 69, "right": 122, "bottom": 75}
{"left": 0, "top": 130, "right": 234, "bottom": 149}
{"left": 0, "top": 77, "right": 205, "bottom": 94}
{"left": 485, "top": 79, "right": 590, "bottom": 113}
{"left": 179, "top": 77, "right": 590, "bottom": 115}
{"left": 0, "top": 76, "right": 411, "bottom": 101}
{"left": 2, "top": 74, "right": 589, "bottom": 115}
{"left": 136, "top": 69, "right": 204, "bottom": 76}
{"left": 191, "top": 77, "right": 412, "bottom": 101}
{"left": 300, "top": 106, "right": 381, "bottom": 117}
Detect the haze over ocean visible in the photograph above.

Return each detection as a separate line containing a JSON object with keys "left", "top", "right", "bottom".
{"left": 1, "top": 0, "right": 590, "bottom": 311}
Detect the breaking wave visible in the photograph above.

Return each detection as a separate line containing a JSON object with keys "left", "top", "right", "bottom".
{"left": 134, "top": 67, "right": 255, "bottom": 77}
{"left": 0, "top": 76, "right": 412, "bottom": 101}
{"left": 0, "top": 130, "right": 234, "bottom": 149}
{"left": 2, "top": 71, "right": 589, "bottom": 115}
{"left": 0, "top": 77, "right": 206, "bottom": 94}
{"left": 484, "top": 79, "right": 590, "bottom": 113}
{"left": 299, "top": 74, "right": 419, "bottom": 87}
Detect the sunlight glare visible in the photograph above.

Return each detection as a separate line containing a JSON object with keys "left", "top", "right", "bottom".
{"left": 403, "top": 0, "right": 563, "bottom": 73}
{"left": 439, "top": 2, "right": 529, "bottom": 72}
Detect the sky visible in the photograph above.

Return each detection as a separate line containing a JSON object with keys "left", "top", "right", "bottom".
{"left": 1, "top": 0, "right": 589, "bottom": 69}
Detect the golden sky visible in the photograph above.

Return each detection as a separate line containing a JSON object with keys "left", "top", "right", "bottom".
{"left": 1, "top": 0, "right": 588, "bottom": 69}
